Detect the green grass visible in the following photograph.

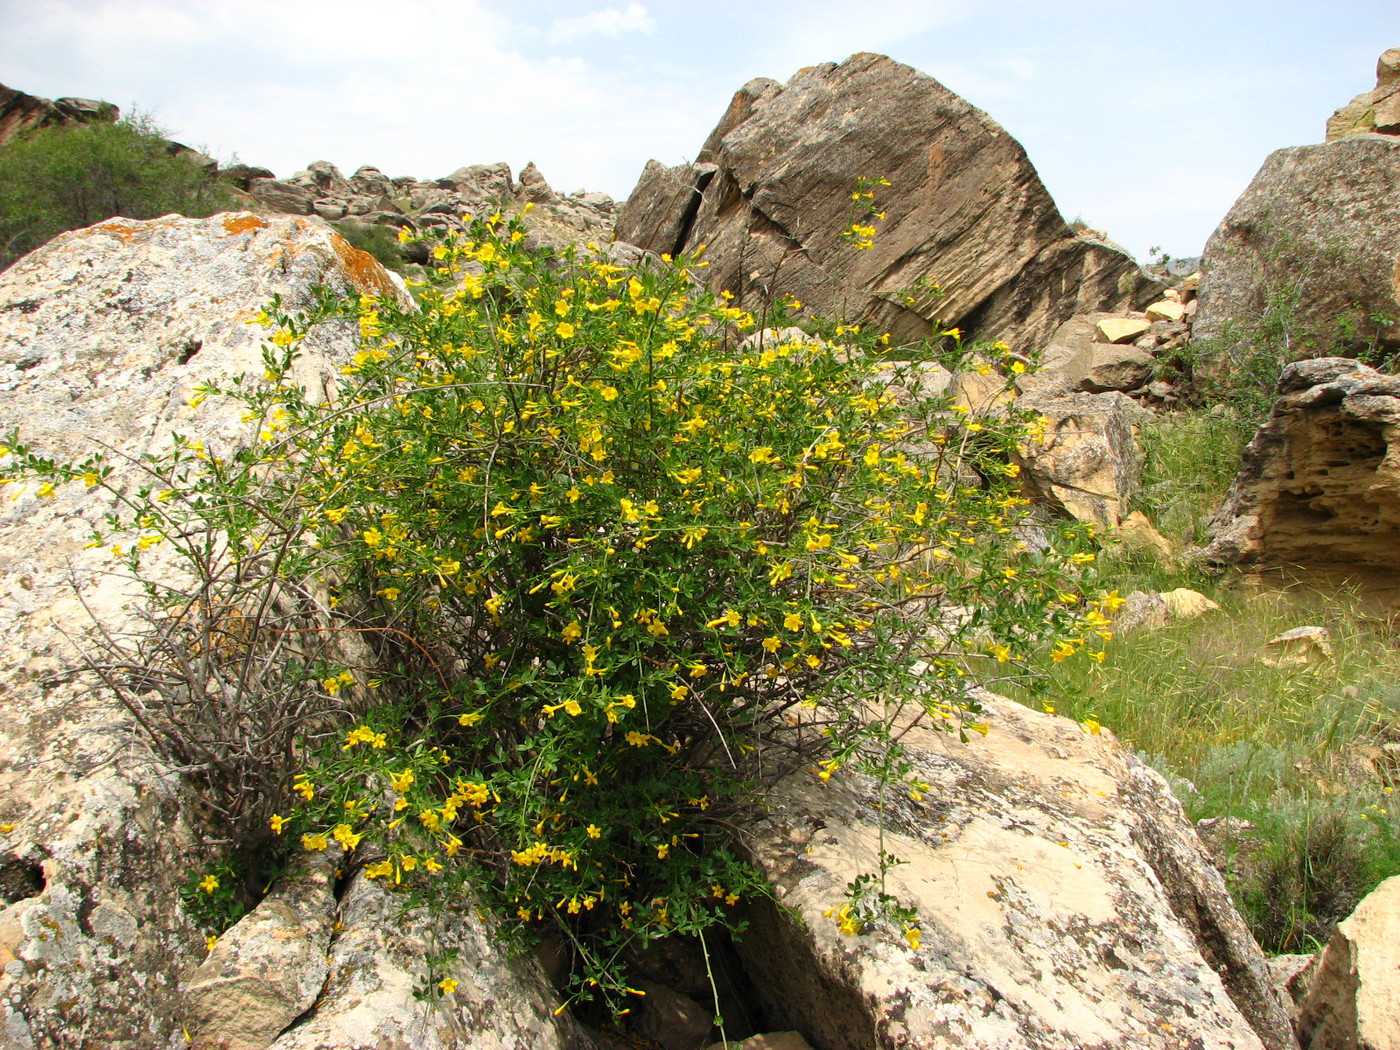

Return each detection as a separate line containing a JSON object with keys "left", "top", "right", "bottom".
{"left": 1011, "top": 581, "right": 1399, "bottom": 953}
{"left": 1132, "top": 409, "right": 1253, "bottom": 548}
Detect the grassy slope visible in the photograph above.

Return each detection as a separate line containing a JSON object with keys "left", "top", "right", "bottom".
{"left": 1010, "top": 411, "right": 1400, "bottom": 954}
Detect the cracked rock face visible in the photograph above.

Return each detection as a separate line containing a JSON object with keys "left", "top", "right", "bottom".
{"left": 736, "top": 692, "right": 1298, "bottom": 1050}
{"left": 1200, "top": 358, "right": 1400, "bottom": 600}
{"left": 617, "top": 53, "right": 1160, "bottom": 353}
{"left": 0, "top": 213, "right": 409, "bottom": 1048}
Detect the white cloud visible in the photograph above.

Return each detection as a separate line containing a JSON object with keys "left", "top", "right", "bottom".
{"left": 0, "top": 0, "right": 713, "bottom": 199}
{"left": 549, "top": 3, "right": 655, "bottom": 44}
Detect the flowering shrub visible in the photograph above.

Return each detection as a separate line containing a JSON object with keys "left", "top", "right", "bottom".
{"left": 3, "top": 190, "right": 1114, "bottom": 1017}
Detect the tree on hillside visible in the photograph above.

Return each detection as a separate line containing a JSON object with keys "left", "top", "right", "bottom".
{"left": 0, "top": 114, "right": 233, "bottom": 270}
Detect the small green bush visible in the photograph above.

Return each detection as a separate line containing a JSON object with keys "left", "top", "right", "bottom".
{"left": 0, "top": 114, "right": 233, "bottom": 269}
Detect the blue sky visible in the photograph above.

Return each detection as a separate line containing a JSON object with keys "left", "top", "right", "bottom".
{"left": 2, "top": 1, "right": 1396, "bottom": 259}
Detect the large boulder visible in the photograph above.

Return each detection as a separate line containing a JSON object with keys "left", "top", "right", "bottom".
{"left": 738, "top": 692, "right": 1298, "bottom": 1049}
{"left": 1200, "top": 358, "right": 1400, "bottom": 599}
{"left": 1326, "top": 48, "right": 1400, "bottom": 142}
{"left": 617, "top": 53, "right": 1159, "bottom": 352}
{"left": 1193, "top": 136, "right": 1400, "bottom": 354}
{"left": 0, "top": 211, "right": 587, "bottom": 1049}
{"left": 0, "top": 82, "right": 118, "bottom": 146}
{"left": 1295, "top": 875, "right": 1399, "bottom": 1050}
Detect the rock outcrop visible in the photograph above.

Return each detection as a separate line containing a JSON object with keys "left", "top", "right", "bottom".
{"left": 617, "top": 53, "right": 1160, "bottom": 352}
{"left": 738, "top": 691, "right": 1298, "bottom": 1049}
{"left": 1326, "top": 48, "right": 1400, "bottom": 142}
{"left": 1200, "top": 359, "right": 1400, "bottom": 599}
{"left": 0, "top": 213, "right": 578, "bottom": 1047}
{"left": 0, "top": 82, "right": 118, "bottom": 146}
{"left": 1295, "top": 875, "right": 1399, "bottom": 1050}
{"left": 245, "top": 158, "right": 616, "bottom": 254}
{"left": 1193, "top": 136, "right": 1400, "bottom": 354}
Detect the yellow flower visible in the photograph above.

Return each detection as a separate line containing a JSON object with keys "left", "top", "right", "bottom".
{"left": 586, "top": 824, "right": 602, "bottom": 839}
{"left": 904, "top": 926, "right": 922, "bottom": 951}
{"left": 556, "top": 322, "right": 576, "bottom": 339}
{"left": 332, "top": 823, "right": 362, "bottom": 850}
{"left": 269, "top": 813, "right": 288, "bottom": 835}
{"left": 198, "top": 874, "right": 219, "bottom": 894}
{"left": 204, "top": 934, "right": 218, "bottom": 952}
{"left": 783, "top": 612, "right": 803, "bottom": 632}
{"left": 706, "top": 608, "right": 741, "bottom": 629}
{"left": 301, "top": 833, "right": 329, "bottom": 852}
{"left": 600, "top": 385, "right": 619, "bottom": 401}
{"left": 438, "top": 977, "right": 458, "bottom": 995}
{"left": 458, "top": 710, "right": 485, "bottom": 727}
{"left": 561, "top": 621, "right": 583, "bottom": 643}
{"left": 36, "top": 482, "right": 55, "bottom": 499}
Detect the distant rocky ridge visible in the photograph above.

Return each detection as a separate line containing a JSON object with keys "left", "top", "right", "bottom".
{"left": 0, "top": 82, "right": 618, "bottom": 262}
{"left": 234, "top": 158, "right": 617, "bottom": 255}
{"left": 0, "top": 83, "right": 117, "bottom": 147}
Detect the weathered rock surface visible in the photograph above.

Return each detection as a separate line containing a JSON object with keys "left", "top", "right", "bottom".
{"left": 1017, "top": 390, "right": 1148, "bottom": 525}
{"left": 618, "top": 53, "right": 1160, "bottom": 352}
{"left": 184, "top": 856, "right": 339, "bottom": 1050}
{"left": 0, "top": 213, "right": 407, "bottom": 1047}
{"left": 1200, "top": 359, "right": 1400, "bottom": 598}
{"left": 266, "top": 875, "right": 579, "bottom": 1050}
{"left": 1193, "top": 137, "right": 1400, "bottom": 353}
{"left": 1326, "top": 48, "right": 1400, "bottom": 142}
{"left": 0, "top": 82, "right": 117, "bottom": 146}
{"left": 1295, "top": 875, "right": 1399, "bottom": 1050}
{"left": 738, "top": 691, "right": 1298, "bottom": 1049}
{"left": 0, "top": 210, "right": 593, "bottom": 1049}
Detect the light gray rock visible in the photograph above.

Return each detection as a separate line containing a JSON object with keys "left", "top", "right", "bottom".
{"left": 266, "top": 875, "right": 581, "bottom": 1050}
{"left": 183, "top": 855, "right": 339, "bottom": 1050}
{"left": 0, "top": 212, "right": 407, "bottom": 1048}
{"left": 737, "top": 691, "right": 1298, "bottom": 1049}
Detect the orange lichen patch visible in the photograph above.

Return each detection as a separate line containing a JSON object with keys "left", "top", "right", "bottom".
{"left": 92, "top": 221, "right": 143, "bottom": 242}
{"left": 223, "top": 215, "right": 269, "bottom": 236}
{"left": 330, "top": 232, "right": 399, "bottom": 299}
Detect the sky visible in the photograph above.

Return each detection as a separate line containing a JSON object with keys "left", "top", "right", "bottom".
{"left": 2, "top": 1, "right": 1396, "bottom": 260}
